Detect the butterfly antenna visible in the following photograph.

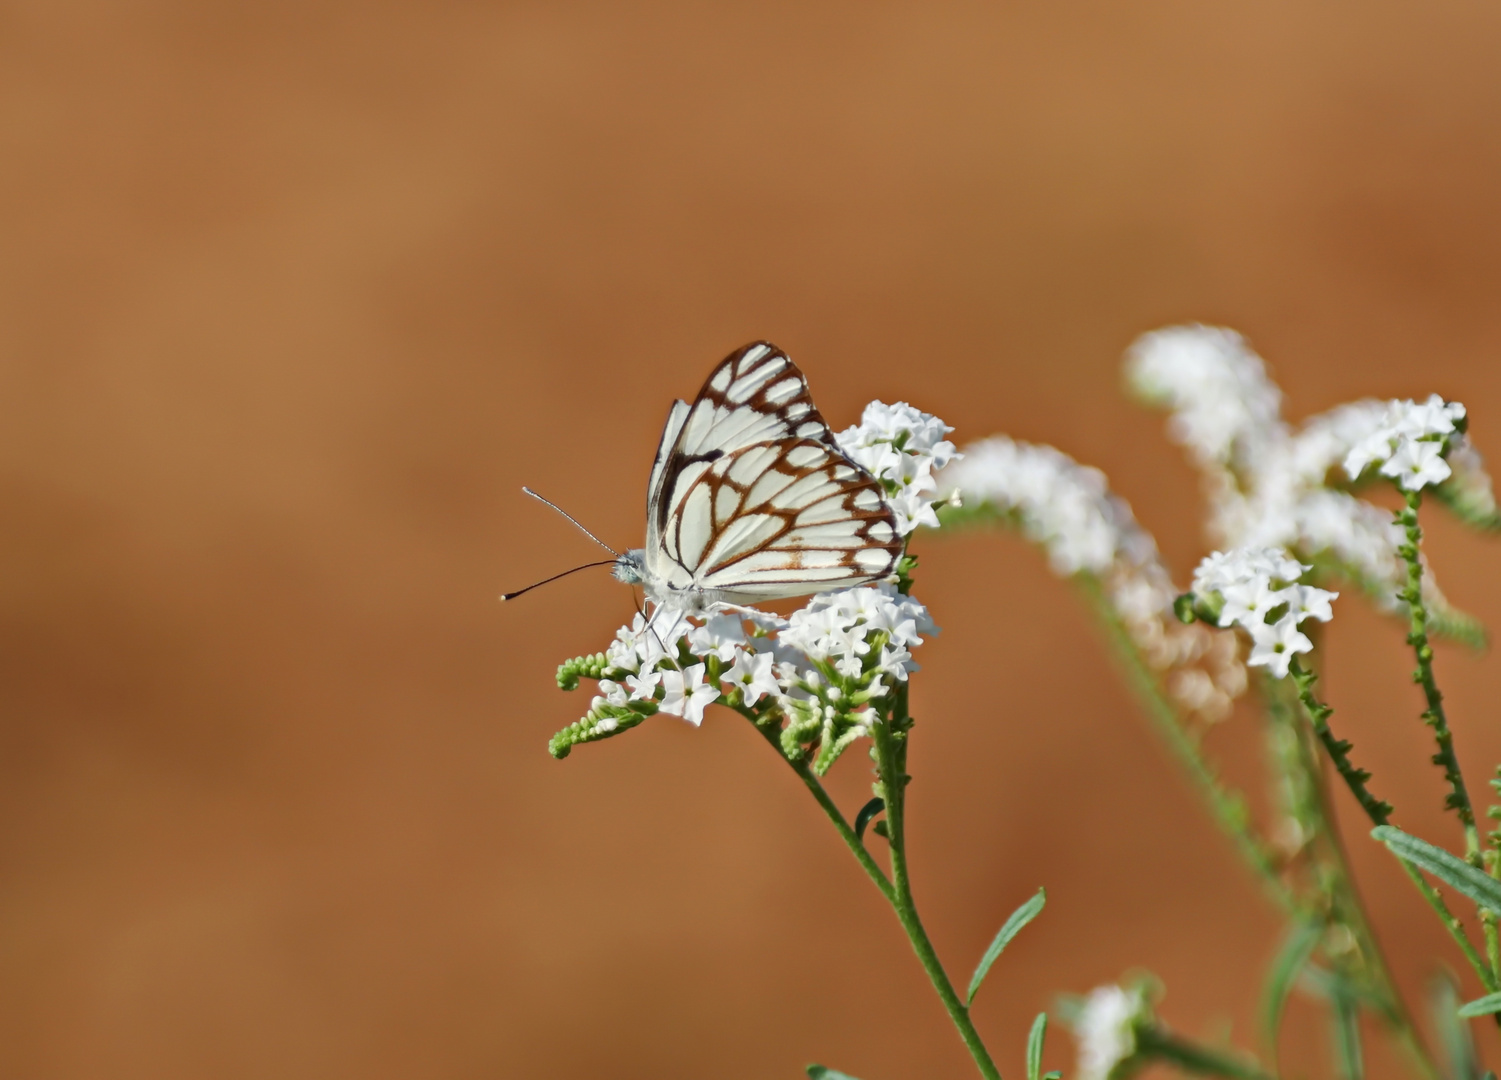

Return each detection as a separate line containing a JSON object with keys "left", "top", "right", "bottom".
{"left": 520, "top": 487, "right": 620, "bottom": 557}
{"left": 501, "top": 559, "right": 618, "bottom": 602}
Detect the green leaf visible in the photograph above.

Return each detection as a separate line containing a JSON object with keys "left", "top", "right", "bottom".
{"left": 1330, "top": 984, "right": 1364, "bottom": 1080}
{"left": 967, "top": 887, "right": 1046, "bottom": 1005}
{"left": 1430, "top": 974, "right": 1480, "bottom": 1080}
{"left": 854, "top": 797, "right": 885, "bottom": 841}
{"left": 1457, "top": 991, "right": 1501, "bottom": 1018}
{"left": 806, "top": 1067, "right": 862, "bottom": 1080}
{"left": 1260, "top": 919, "right": 1322, "bottom": 1052}
{"left": 1026, "top": 1012, "right": 1048, "bottom": 1080}
{"left": 1372, "top": 826, "right": 1501, "bottom": 915}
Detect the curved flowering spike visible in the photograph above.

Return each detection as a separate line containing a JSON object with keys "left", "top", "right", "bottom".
{"left": 1125, "top": 325, "right": 1286, "bottom": 472}
{"left": 1436, "top": 438, "right": 1501, "bottom": 530}
{"left": 1126, "top": 325, "right": 1488, "bottom": 645}
{"left": 556, "top": 652, "right": 616, "bottom": 691}
{"left": 548, "top": 699, "right": 655, "bottom": 759}
{"left": 937, "top": 436, "right": 1247, "bottom": 723}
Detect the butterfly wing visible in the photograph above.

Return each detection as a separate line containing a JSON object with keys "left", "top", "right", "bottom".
{"left": 643, "top": 342, "right": 902, "bottom": 603}
{"left": 644, "top": 398, "right": 690, "bottom": 562}
{"left": 679, "top": 439, "right": 902, "bottom": 600}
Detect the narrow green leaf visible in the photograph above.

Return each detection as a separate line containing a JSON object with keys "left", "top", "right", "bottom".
{"left": 1372, "top": 826, "right": 1501, "bottom": 915}
{"left": 1027, "top": 1012, "right": 1048, "bottom": 1080}
{"left": 806, "top": 1067, "right": 862, "bottom": 1080}
{"left": 1458, "top": 991, "right": 1501, "bottom": 1018}
{"left": 1430, "top": 974, "right": 1480, "bottom": 1080}
{"left": 1329, "top": 980, "right": 1364, "bottom": 1080}
{"left": 854, "top": 797, "right": 885, "bottom": 841}
{"left": 967, "top": 887, "right": 1046, "bottom": 1005}
{"left": 1260, "top": 919, "right": 1322, "bottom": 1052}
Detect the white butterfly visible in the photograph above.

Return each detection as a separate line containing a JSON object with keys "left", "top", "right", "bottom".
{"left": 507, "top": 342, "right": 903, "bottom": 612}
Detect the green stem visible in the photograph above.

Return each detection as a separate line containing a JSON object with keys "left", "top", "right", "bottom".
{"left": 1398, "top": 858, "right": 1499, "bottom": 994}
{"left": 871, "top": 691, "right": 1003, "bottom": 1080}
{"left": 1136, "top": 1027, "right": 1276, "bottom": 1080}
{"left": 741, "top": 709, "right": 894, "bottom": 904}
{"left": 1397, "top": 492, "right": 1480, "bottom": 862}
{"left": 743, "top": 701, "right": 1000, "bottom": 1078}
{"left": 1287, "top": 660, "right": 1392, "bottom": 827}
{"left": 1265, "top": 679, "right": 1441, "bottom": 1080}
{"left": 1079, "top": 576, "right": 1296, "bottom": 914}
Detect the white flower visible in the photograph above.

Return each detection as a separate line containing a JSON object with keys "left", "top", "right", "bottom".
{"left": 1127, "top": 327, "right": 1488, "bottom": 634}
{"left": 597, "top": 679, "right": 629, "bottom": 707}
{"left": 724, "top": 650, "right": 779, "bottom": 705}
{"left": 689, "top": 613, "right": 747, "bottom": 663}
{"left": 1247, "top": 614, "right": 1314, "bottom": 679}
{"left": 625, "top": 668, "right": 662, "bottom": 702}
{"left": 837, "top": 400, "right": 959, "bottom": 535}
{"left": 778, "top": 582, "right": 936, "bottom": 687}
{"left": 657, "top": 663, "right": 719, "bottom": 726}
{"left": 1381, "top": 437, "right": 1452, "bottom": 491}
{"left": 1341, "top": 395, "right": 1465, "bottom": 490}
{"left": 1071, "top": 984, "right": 1147, "bottom": 1080}
{"left": 1191, "top": 546, "right": 1336, "bottom": 680}
{"left": 606, "top": 611, "right": 691, "bottom": 674}
{"left": 1125, "top": 325, "right": 1285, "bottom": 470}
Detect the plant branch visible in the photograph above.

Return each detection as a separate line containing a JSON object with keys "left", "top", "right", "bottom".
{"left": 1397, "top": 493, "right": 1480, "bottom": 862}
{"left": 740, "top": 707, "right": 894, "bottom": 904}
{"left": 871, "top": 689, "right": 1003, "bottom": 1080}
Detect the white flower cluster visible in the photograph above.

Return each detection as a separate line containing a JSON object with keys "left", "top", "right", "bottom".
{"left": 1126, "top": 325, "right": 1285, "bottom": 470}
{"left": 1342, "top": 394, "right": 1467, "bottom": 491}
{"left": 779, "top": 582, "right": 934, "bottom": 684}
{"left": 939, "top": 437, "right": 1149, "bottom": 576}
{"left": 938, "top": 436, "right": 1247, "bottom": 722}
{"left": 1127, "top": 325, "right": 1489, "bottom": 629}
{"left": 1069, "top": 984, "right": 1149, "bottom": 1080}
{"left": 592, "top": 582, "right": 936, "bottom": 731}
{"left": 1191, "top": 547, "right": 1337, "bottom": 679}
{"left": 836, "top": 401, "right": 960, "bottom": 534}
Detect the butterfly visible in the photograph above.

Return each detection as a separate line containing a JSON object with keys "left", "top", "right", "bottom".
{"left": 506, "top": 342, "right": 903, "bottom": 612}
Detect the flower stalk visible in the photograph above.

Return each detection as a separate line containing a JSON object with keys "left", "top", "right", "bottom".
{"left": 1396, "top": 493, "right": 1480, "bottom": 862}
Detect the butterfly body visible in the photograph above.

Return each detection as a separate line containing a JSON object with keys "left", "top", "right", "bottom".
{"left": 619, "top": 342, "right": 903, "bottom": 612}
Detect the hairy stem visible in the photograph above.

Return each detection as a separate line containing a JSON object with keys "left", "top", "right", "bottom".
{"left": 745, "top": 701, "right": 1000, "bottom": 1079}
{"left": 1288, "top": 659, "right": 1392, "bottom": 827}
{"left": 1397, "top": 493, "right": 1480, "bottom": 862}
{"left": 871, "top": 691, "right": 1003, "bottom": 1080}
{"left": 1265, "top": 680, "right": 1440, "bottom": 1080}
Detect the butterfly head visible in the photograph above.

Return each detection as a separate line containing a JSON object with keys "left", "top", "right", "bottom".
{"left": 612, "top": 549, "right": 646, "bottom": 586}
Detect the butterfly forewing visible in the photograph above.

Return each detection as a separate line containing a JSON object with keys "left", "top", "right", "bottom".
{"left": 644, "top": 342, "right": 903, "bottom": 605}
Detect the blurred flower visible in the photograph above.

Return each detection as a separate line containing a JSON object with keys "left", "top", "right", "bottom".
{"left": 1127, "top": 325, "right": 1489, "bottom": 633}
{"left": 939, "top": 436, "right": 1246, "bottom": 722}
{"left": 1068, "top": 984, "right": 1151, "bottom": 1080}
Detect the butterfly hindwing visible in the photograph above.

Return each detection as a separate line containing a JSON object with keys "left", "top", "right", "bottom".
{"left": 644, "top": 342, "right": 903, "bottom": 604}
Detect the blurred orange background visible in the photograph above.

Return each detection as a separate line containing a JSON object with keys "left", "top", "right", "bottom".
{"left": 4, "top": 3, "right": 1501, "bottom": 1077}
